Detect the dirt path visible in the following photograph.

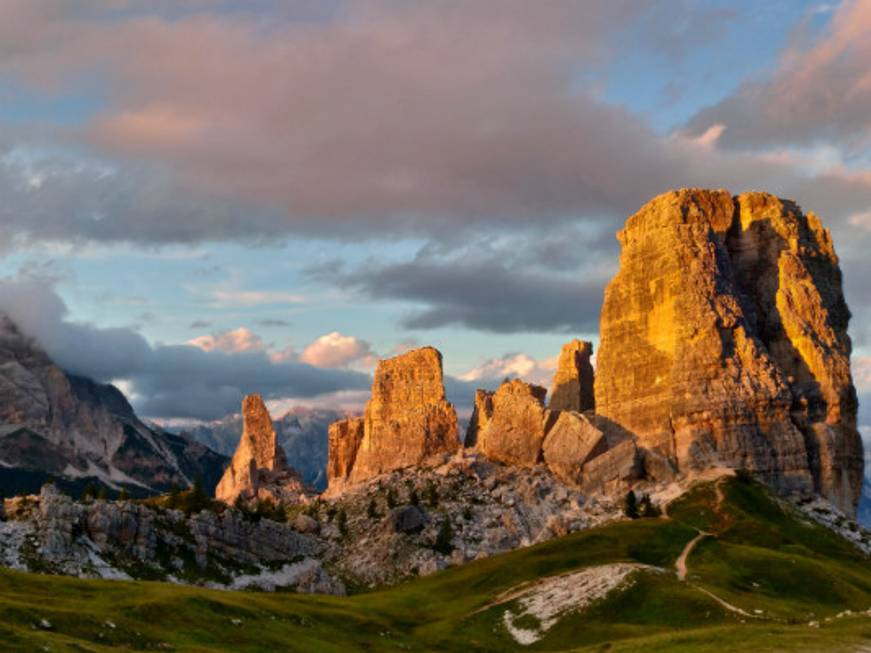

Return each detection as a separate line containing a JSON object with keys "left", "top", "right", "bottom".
{"left": 675, "top": 531, "right": 709, "bottom": 581}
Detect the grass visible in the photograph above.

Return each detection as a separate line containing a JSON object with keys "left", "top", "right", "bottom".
{"left": 0, "top": 475, "right": 868, "bottom": 651}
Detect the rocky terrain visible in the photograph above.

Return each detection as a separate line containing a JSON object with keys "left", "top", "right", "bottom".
{"left": 0, "top": 315, "right": 226, "bottom": 496}
{"left": 181, "top": 406, "right": 342, "bottom": 490}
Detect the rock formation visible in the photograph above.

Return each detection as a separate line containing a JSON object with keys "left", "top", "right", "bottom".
{"left": 477, "top": 380, "right": 549, "bottom": 467}
{"left": 215, "top": 394, "right": 306, "bottom": 505}
{"left": 541, "top": 411, "right": 608, "bottom": 486}
{"left": 549, "top": 339, "right": 595, "bottom": 412}
{"left": 327, "top": 347, "right": 460, "bottom": 489}
{"left": 0, "top": 314, "right": 226, "bottom": 494}
{"left": 464, "top": 389, "right": 494, "bottom": 448}
{"left": 595, "top": 189, "right": 864, "bottom": 513}
{"left": 326, "top": 418, "right": 364, "bottom": 490}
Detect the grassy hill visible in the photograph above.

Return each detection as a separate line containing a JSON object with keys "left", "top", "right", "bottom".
{"left": 0, "top": 474, "right": 869, "bottom": 652}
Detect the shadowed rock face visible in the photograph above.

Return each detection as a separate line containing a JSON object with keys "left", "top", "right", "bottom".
{"left": 327, "top": 347, "right": 459, "bottom": 489}
{"left": 595, "top": 188, "right": 864, "bottom": 514}
{"left": 216, "top": 394, "right": 305, "bottom": 505}
{"left": 549, "top": 340, "right": 595, "bottom": 413}
{"left": 464, "top": 389, "right": 494, "bottom": 448}
{"left": 326, "top": 418, "right": 364, "bottom": 490}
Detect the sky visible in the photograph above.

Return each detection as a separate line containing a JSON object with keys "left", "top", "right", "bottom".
{"left": 1, "top": 0, "right": 871, "bottom": 453}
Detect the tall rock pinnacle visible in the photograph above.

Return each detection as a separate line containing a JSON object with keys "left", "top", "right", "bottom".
{"left": 595, "top": 188, "right": 864, "bottom": 514}
{"left": 549, "top": 339, "right": 595, "bottom": 412}
{"left": 215, "top": 394, "right": 302, "bottom": 504}
{"left": 327, "top": 347, "right": 460, "bottom": 490}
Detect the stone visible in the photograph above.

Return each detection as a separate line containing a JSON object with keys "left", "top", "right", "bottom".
{"left": 292, "top": 513, "right": 320, "bottom": 534}
{"left": 464, "top": 389, "right": 494, "bottom": 448}
{"left": 326, "top": 418, "right": 364, "bottom": 489}
{"left": 580, "top": 439, "right": 642, "bottom": 495}
{"left": 333, "top": 347, "right": 459, "bottom": 487}
{"left": 549, "top": 339, "right": 595, "bottom": 412}
{"left": 477, "top": 380, "right": 548, "bottom": 467}
{"left": 388, "top": 505, "right": 427, "bottom": 534}
{"left": 542, "top": 411, "right": 608, "bottom": 486}
{"left": 215, "top": 394, "right": 306, "bottom": 505}
{"left": 594, "top": 188, "right": 864, "bottom": 514}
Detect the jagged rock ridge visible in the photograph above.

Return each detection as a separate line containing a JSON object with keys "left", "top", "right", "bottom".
{"left": 0, "top": 315, "right": 226, "bottom": 494}
{"left": 595, "top": 189, "right": 864, "bottom": 514}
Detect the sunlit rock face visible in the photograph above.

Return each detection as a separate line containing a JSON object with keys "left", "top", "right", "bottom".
{"left": 548, "top": 339, "right": 595, "bottom": 413}
{"left": 477, "top": 379, "right": 548, "bottom": 467}
{"left": 215, "top": 394, "right": 306, "bottom": 505}
{"left": 327, "top": 347, "right": 459, "bottom": 489}
{"left": 595, "top": 188, "right": 864, "bottom": 513}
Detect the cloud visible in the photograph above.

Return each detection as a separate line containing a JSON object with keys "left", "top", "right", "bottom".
{"left": 187, "top": 327, "right": 265, "bottom": 354}
{"left": 684, "top": 0, "right": 871, "bottom": 151}
{"left": 0, "top": 275, "right": 370, "bottom": 420}
{"left": 460, "top": 353, "right": 558, "bottom": 389}
{"left": 188, "top": 319, "right": 212, "bottom": 329}
{"left": 299, "top": 331, "right": 376, "bottom": 369}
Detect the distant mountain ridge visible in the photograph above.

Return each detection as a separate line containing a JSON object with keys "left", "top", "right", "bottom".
{"left": 0, "top": 314, "right": 227, "bottom": 496}
{"left": 181, "top": 406, "right": 343, "bottom": 491}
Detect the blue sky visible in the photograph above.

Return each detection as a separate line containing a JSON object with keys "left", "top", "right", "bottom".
{"left": 1, "top": 0, "right": 871, "bottom": 430}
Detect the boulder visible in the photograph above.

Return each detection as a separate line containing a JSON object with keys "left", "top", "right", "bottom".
{"left": 580, "top": 439, "right": 642, "bottom": 495}
{"left": 477, "top": 380, "right": 548, "bottom": 467}
{"left": 548, "top": 339, "right": 595, "bottom": 412}
{"left": 542, "top": 411, "right": 608, "bottom": 486}
{"left": 388, "top": 505, "right": 427, "bottom": 533}
{"left": 464, "top": 389, "right": 494, "bottom": 448}
{"left": 594, "top": 189, "right": 863, "bottom": 514}
{"left": 339, "top": 347, "right": 459, "bottom": 486}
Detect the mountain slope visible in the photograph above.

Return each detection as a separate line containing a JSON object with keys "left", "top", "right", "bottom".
{"left": 0, "top": 315, "right": 226, "bottom": 495}
{"left": 1, "top": 475, "right": 868, "bottom": 652}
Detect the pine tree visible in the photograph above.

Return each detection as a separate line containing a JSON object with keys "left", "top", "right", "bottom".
{"left": 386, "top": 487, "right": 398, "bottom": 509}
{"left": 624, "top": 490, "right": 639, "bottom": 519}
{"left": 118, "top": 488, "right": 129, "bottom": 501}
{"left": 367, "top": 498, "right": 379, "bottom": 519}
{"left": 336, "top": 508, "right": 348, "bottom": 536}
{"left": 434, "top": 516, "right": 453, "bottom": 554}
{"left": 96, "top": 486, "right": 108, "bottom": 501}
{"left": 425, "top": 481, "right": 439, "bottom": 507}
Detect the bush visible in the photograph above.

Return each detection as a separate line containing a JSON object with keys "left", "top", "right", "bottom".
{"left": 367, "top": 498, "right": 379, "bottom": 519}
{"left": 624, "top": 491, "right": 639, "bottom": 519}
{"left": 386, "top": 487, "right": 398, "bottom": 509}
{"left": 118, "top": 488, "right": 129, "bottom": 501}
{"left": 336, "top": 508, "right": 348, "bottom": 536}
{"left": 96, "top": 487, "right": 108, "bottom": 501}
{"left": 81, "top": 483, "right": 97, "bottom": 503}
{"left": 639, "top": 493, "right": 660, "bottom": 518}
{"left": 462, "top": 505, "right": 473, "bottom": 521}
{"left": 434, "top": 517, "right": 453, "bottom": 555}
{"left": 425, "top": 481, "right": 439, "bottom": 507}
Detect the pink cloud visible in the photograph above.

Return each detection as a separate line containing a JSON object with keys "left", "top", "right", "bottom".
{"left": 299, "top": 331, "right": 376, "bottom": 369}
{"left": 187, "top": 326, "right": 265, "bottom": 353}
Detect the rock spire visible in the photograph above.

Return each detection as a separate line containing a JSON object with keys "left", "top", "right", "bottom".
{"left": 548, "top": 339, "right": 595, "bottom": 412}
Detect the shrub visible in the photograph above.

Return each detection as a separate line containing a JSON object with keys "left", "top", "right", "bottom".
{"left": 434, "top": 517, "right": 453, "bottom": 555}
{"left": 462, "top": 505, "right": 473, "bottom": 521}
{"left": 639, "top": 493, "right": 660, "bottom": 518}
{"left": 425, "top": 481, "right": 439, "bottom": 507}
{"left": 624, "top": 491, "right": 639, "bottom": 519}
{"left": 337, "top": 508, "right": 348, "bottom": 536}
{"left": 386, "top": 487, "right": 398, "bottom": 509}
{"left": 118, "top": 488, "right": 129, "bottom": 501}
{"left": 367, "top": 498, "right": 379, "bottom": 519}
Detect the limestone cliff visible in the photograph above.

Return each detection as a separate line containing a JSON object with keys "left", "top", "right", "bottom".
{"left": 595, "top": 189, "right": 864, "bottom": 513}
{"left": 326, "top": 418, "right": 364, "bottom": 490}
{"left": 463, "top": 389, "right": 494, "bottom": 448}
{"left": 549, "top": 339, "right": 595, "bottom": 412}
{"left": 327, "top": 347, "right": 459, "bottom": 488}
{"left": 477, "top": 380, "right": 548, "bottom": 467}
{"left": 215, "top": 394, "right": 306, "bottom": 505}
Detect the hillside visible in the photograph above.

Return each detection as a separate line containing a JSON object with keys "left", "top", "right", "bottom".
{"left": 1, "top": 475, "right": 868, "bottom": 652}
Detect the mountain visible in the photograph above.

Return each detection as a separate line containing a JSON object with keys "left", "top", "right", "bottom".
{"left": 1, "top": 474, "right": 868, "bottom": 651}
{"left": 0, "top": 315, "right": 227, "bottom": 496}
{"left": 182, "top": 406, "right": 342, "bottom": 491}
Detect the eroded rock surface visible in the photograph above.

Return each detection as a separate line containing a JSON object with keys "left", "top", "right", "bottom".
{"left": 327, "top": 347, "right": 460, "bottom": 489}
{"left": 215, "top": 394, "right": 307, "bottom": 505}
{"left": 549, "top": 340, "right": 595, "bottom": 412}
{"left": 595, "top": 188, "right": 864, "bottom": 513}
{"left": 477, "top": 380, "right": 548, "bottom": 467}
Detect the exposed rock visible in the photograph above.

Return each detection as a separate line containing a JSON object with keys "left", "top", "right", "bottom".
{"left": 542, "top": 411, "right": 608, "bottom": 486}
{"left": 292, "top": 513, "right": 319, "bottom": 534}
{"left": 330, "top": 347, "right": 459, "bottom": 488}
{"left": 326, "top": 418, "right": 364, "bottom": 490}
{"left": 0, "top": 315, "right": 226, "bottom": 493}
{"left": 580, "top": 440, "right": 642, "bottom": 495}
{"left": 477, "top": 380, "right": 548, "bottom": 467}
{"left": 595, "top": 189, "right": 864, "bottom": 513}
{"left": 388, "top": 505, "right": 427, "bottom": 533}
{"left": 464, "top": 389, "right": 494, "bottom": 448}
{"left": 215, "top": 394, "right": 307, "bottom": 505}
{"left": 549, "top": 340, "right": 595, "bottom": 412}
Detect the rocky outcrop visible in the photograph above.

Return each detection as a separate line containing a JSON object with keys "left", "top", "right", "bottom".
{"left": 464, "top": 389, "right": 494, "bottom": 448}
{"left": 541, "top": 411, "right": 608, "bottom": 486}
{"left": 477, "top": 380, "right": 548, "bottom": 467}
{"left": 327, "top": 348, "right": 460, "bottom": 488}
{"left": 215, "top": 394, "right": 307, "bottom": 505}
{"left": 326, "top": 418, "right": 364, "bottom": 490}
{"left": 549, "top": 340, "right": 595, "bottom": 412}
{"left": 595, "top": 189, "right": 864, "bottom": 513}
{"left": 0, "top": 315, "right": 226, "bottom": 494}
